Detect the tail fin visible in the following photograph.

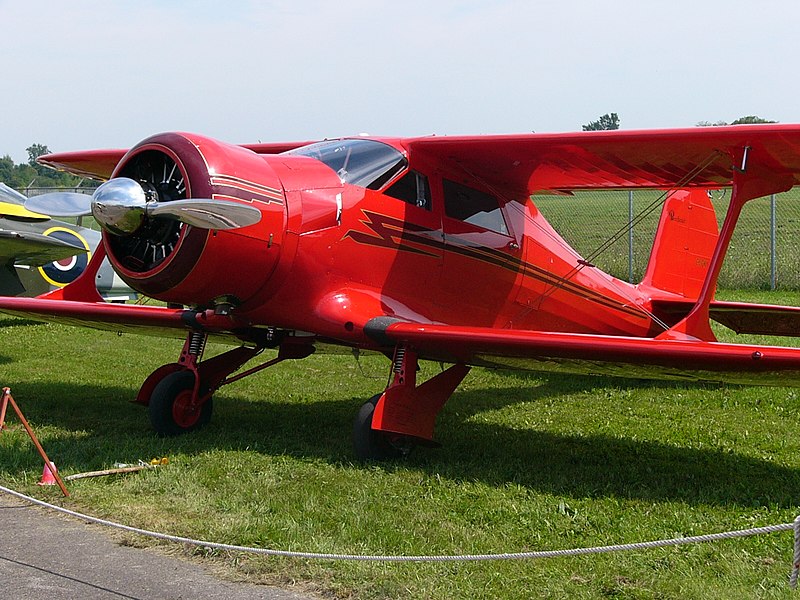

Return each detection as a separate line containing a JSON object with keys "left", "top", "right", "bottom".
{"left": 640, "top": 189, "right": 719, "bottom": 299}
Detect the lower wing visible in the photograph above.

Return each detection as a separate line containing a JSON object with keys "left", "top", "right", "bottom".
{"left": 4, "top": 295, "right": 800, "bottom": 387}
{"left": 364, "top": 318, "right": 800, "bottom": 387}
{"left": 0, "top": 296, "right": 249, "bottom": 343}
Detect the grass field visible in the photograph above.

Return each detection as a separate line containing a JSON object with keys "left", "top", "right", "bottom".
{"left": 2, "top": 290, "right": 800, "bottom": 598}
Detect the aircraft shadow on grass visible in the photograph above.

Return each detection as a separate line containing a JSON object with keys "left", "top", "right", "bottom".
{"left": 2, "top": 378, "right": 798, "bottom": 510}
{"left": 0, "top": 318, "right": 47, "bottom": 328}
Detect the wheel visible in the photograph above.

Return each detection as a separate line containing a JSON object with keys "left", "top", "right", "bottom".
{"left": 353, "top": 394, "right": 415, "bottom": 461}
{"left": 148, "top": 370, "right": 212, "bottom": 436}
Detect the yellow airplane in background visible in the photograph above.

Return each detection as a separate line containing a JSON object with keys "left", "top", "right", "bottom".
{"left": 0, "top": 182, "right": 134, "bottom": 299}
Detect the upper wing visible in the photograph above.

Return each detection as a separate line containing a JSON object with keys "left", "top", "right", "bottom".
{"left": 365, "top": 318, "right": 800, "bottom": 387}
{"left": 39, "top": 142, "right": 316, "bottom": 180}
{"left": 406, "top": 124, "right": 800, "bottom": 196}
{"left": 41, "top": 125, "right": 800, "bottom": 188}
{"left": 0, "top": 229, "right": 87, "bottom": 266}
{"left": 37, "top": 149, "right": 129, "bottom": 180}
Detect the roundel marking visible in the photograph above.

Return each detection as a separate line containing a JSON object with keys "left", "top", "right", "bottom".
{"left": 37, "top": 227, "right": 92, "bottom": 287}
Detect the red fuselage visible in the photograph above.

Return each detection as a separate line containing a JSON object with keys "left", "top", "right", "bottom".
{"left": 104, "top": 132, "right": 661, "bottom": 348}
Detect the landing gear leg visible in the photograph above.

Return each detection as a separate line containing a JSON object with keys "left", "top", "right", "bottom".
{"left": 353, "top": 345, "right": 470, "bottom": 461}
{"left": 137, "top": 331, "right": 314, "bottom": 437}
{"left": 141, "top": 331, "right": 222, "bottom": 437}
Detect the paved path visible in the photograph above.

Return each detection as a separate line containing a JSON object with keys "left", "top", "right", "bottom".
{"left": 0, "top": 494, "right": 317, "bottom": 600}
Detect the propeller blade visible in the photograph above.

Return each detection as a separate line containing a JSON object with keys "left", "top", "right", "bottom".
{"left": 24, "top": 192, "right": 93, "bottom": 217}
{"left": 147, "top": 199, "right": 262, "bottom": 230}
{"left": 25, "top": 177, "right": 261, "bottom": 233}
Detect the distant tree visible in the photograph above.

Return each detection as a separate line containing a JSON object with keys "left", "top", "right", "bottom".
{"left": 0, "top": 145, "right": 89, "bottom": 190}
{"left": 582, "top": 113, "right": 620, "bottom": 131}
{"left": 26, "top": 143, "right": 55, "bottom": 178}
{"left": 26, "top": 143, "right": 50, "bottom": 165}
{"left": 697, "top": 115, "right": 777, "bottom": 127}
{"left": 0, "top": 157, "right": 19, "bottom": 189}
{"left": 730, "top": 115, "right": 777, "bottom": 125}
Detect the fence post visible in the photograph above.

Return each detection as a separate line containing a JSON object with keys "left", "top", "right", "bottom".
{"left": 771, "top": 194, "right": 777, "bottom": 290}
{"left": 628, "top": 190, "right": 634, "bottom": 283}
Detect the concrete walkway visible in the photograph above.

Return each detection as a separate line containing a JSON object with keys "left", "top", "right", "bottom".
{"left": 0, "top": 493, "right": 317, "bottom": 600}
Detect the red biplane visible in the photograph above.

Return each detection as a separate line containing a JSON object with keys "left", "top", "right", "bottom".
{"left": 3, "top": 126, "right": 800, "bottom": 459}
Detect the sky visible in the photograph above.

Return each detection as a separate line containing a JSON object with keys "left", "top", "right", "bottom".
{"left": 2, "top": 0, "right": 800, "bottom": 164}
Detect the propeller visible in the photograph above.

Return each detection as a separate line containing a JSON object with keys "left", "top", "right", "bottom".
{"left": 24, "top": 190, "right": 90, "bottom": 218}
{"left": 25, "top": 177, "right": 262, "bottom": 235}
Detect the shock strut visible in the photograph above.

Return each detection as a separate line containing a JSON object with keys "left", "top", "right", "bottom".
{"left": 179, "top": 330, "right": 208, "bottom": 372}
{"left": 187, "top": 331, "right": 207, "bottom": 359}
{"left": 392, "top": 346, "right": 406, "bottom": 374}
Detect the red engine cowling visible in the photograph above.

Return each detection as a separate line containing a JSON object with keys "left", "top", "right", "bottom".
{"left": 105, "top": 132, "right": 288, "bottom": 308}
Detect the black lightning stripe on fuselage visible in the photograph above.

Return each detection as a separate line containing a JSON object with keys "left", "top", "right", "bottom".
{"left": 343, "top": 210, "right": 440, "bottom": 257}
{"left": 343, "top": 210, "right": 645, "bottom": 319}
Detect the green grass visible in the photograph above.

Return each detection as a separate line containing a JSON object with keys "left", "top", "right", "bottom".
{"left": 2, "top": 302, "right": 800, "bottom": 598}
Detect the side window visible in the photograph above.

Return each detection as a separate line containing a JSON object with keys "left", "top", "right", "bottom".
{"left": 443, "top": 179, "right": 508, "bottom": 234}
{"left": 384, "top": 170, "right": 431, "bottom": 210}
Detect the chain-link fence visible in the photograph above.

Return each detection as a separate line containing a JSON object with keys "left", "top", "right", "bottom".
{"left": 20, "top": 186, "right": 95, "bottom": 197}
{"left": 533, "top": 188, "right": 800, "bottom": 291}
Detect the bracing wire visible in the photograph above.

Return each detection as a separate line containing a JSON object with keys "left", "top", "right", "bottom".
{"left": 532, "top": 150, "right": 726, "bottom": 329}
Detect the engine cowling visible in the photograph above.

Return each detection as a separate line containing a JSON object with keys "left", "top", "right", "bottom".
{"left": 105, "top": 132, "right": 288, "bottom": 309}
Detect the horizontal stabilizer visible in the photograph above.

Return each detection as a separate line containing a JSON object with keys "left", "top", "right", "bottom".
{"left": 653, "top": 299, "right": 800, "bottom": 338}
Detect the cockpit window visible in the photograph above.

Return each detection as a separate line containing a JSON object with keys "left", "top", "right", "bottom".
{"left": 286, "top": 139, "right": 407, "bottom": 190}
{"left": 385, "top": 170, "right": 431, "bottom": 210}
{"left": 443, "top": 179, "right": 509, "bottom": 234}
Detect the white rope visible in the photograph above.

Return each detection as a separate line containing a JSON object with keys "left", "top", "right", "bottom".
{"left": 2, "top": 483, "right": 798, "bottom": 578}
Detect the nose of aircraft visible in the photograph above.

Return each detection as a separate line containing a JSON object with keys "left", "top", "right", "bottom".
{"left": 99, "top": 132, "right": 288, "bottom": 308}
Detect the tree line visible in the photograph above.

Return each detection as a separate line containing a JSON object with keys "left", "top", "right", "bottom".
{"left": 0, "top": 144, "right": 89, "bottom": 190}
{"left": 583, "top": 113, "right": 776, "bottom": 131}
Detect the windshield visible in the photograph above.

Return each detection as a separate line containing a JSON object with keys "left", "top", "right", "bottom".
{"left": 286, "top": 139, "right": 407, "bottom": 189}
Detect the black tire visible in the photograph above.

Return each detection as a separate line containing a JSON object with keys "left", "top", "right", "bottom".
{"left": 353, "top": 394, "right": 413, "bottom": 461}
{"left": 148, "top": 370, "right": 212, "bottom": 436}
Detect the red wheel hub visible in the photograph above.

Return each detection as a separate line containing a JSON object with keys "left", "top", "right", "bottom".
{"left": 172, "top": 389, "right": 201, "bottom": 428}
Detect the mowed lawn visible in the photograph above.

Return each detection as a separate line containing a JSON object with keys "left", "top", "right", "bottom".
{"left": 1, "top": 290, "right": 800, "bottom": 599}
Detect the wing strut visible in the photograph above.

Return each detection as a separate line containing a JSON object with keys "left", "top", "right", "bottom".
{"left": 657, "top": 146, "right": 796, "bottom": 341}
